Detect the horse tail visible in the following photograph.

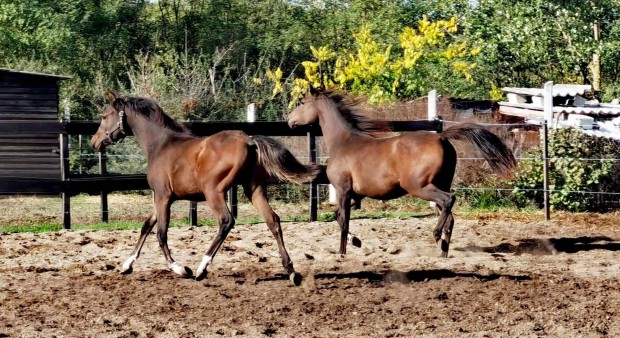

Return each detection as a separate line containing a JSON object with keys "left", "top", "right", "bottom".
{"left": 250, "top": 135, "right": 321, "bottom": 184}
{"left": 440, "top": 122, "right": 516, "bottom": 177}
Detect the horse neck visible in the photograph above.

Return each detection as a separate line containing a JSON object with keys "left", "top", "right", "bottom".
{"left": 126, "top": 113, "right": 183, "bottom": 159}
{"left": 316, "top": 98, "right": 354, "bottom": 150}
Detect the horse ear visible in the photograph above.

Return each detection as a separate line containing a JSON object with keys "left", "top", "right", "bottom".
{"left": 106, "top": 90, "right": 117, "bottom": 104}
{"left": 309, "top": 84, "right": 319, "bottom": 96}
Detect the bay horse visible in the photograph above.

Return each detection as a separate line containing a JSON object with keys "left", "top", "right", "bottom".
{"left": 91, "top": 92, "right": 320, "bottom": 285}
{"left": 287, "top": 86, "right": 516, "bottom": 257}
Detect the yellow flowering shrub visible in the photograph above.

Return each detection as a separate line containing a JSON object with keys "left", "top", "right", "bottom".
{"left": 266, "top": 67, "right": 283, "bottom": 98}
{"left": 283, "top": 15, "right": 481, "bottom": 104}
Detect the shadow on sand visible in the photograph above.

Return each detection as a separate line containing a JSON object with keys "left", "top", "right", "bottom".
{"left": 256, "top": 269, "right": 531, "bottom": 284}
{"left": 455, "top": 236, "right": 620, "bottom": 256}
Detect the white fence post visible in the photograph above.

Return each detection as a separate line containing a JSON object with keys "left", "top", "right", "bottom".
{"left": 328, "top": 184, "right": 337, "bottom": 204}
{"left": 246, "top": 103, "right": 256, "bottom": 123}
{"left": 428, "top": 89, "right": 438, "bottom": 120}
{"left": 543, "top": 82, "right": 554, "bottom": 123}
{"left": 428, "top": 90, "right": 438, "bottom": 211}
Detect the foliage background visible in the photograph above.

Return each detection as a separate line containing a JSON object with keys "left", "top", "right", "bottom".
{"left": 2, "top": 0, "right": 620, "bottom": 211}
{"left": 4, "top": 0, "right": 620, "bottom": 118}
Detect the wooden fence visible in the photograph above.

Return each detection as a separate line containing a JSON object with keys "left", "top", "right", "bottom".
{"left": 0, "top": 119, "right": 443, "bottom": 228}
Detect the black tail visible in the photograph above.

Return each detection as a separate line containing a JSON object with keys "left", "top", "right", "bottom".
{"left": 250, "top": 136, "right": 321, "bottom": 184}
{"left": 441, "top": 123, "right": 516, "bottom": 177}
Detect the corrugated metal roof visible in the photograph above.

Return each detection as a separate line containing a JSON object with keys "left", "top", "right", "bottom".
{"left": 578, "top": 121, "right": 620, "bottom": 141}
{"left": 498, "top": 102, "right": 620, "bottom": 117}
{"left": 554, "top": 105, "right": 620, "bottom": 116}
{"left": 0, "top": 68, "right": 71, "bottom": 80}
{"left": 500, "top": 83, "right": 620, "bottom": 140}
{"left": 551, "top": 84, "right": 592, "bottom": 97}
{"left": 502, "top": 84, "right": 591, "bottom": 97}
{"left": 525, "top": 117, "right": 620, "bottom": 140}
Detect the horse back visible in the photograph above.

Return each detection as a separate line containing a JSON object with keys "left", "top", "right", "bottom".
{"left": 332, "top": 132, "right": 451, "bottom": 198}
{"left": 149, "top": 131, "right": 252, "bottom": 197}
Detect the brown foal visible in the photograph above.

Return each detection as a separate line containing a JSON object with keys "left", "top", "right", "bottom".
{"left": 288, "top": 86, "right": 516, "bottom": 257}
{"left": 91, "top": 92, "right": 319, "bottom": 285}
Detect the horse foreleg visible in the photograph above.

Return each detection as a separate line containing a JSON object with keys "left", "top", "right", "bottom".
{"left": 245, "top": 183, "right": 302, "bottom": 286}
{"left": 121, "top": 211, "right": 157, "bottom": 274}
{"left": 336, "top": 189, "right": 353, "bottom": 255}
{"left": 195, "top": 192, "right": 234, "bottom": 281}
{"left": 155, "top": 196, "right": 192, "bottom": 278}
{"left": 335, "top": 208, "right": 362, "bottom": 249}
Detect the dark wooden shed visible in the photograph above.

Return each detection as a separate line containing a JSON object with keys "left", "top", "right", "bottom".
{"left": 0, "top": 68, "right": 70, "bottom": 194}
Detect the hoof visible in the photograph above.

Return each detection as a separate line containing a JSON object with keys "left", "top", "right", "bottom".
{"left": 290, "top": 272, "right": 302, "bottom": 286}
{"left": 195, "top": 269, "right": 208, "bottom": 281}
{"left": 171, "top": 262, "right": 193, "bottom": 278}
{"left": 182, "top": 266, "right": 194, "bottom": 278}
{"left": 120, "top": 266, "right": 133, "bottom": 275}
{"left": 351, "top": 236, "right": 362, "bottom": 248}
{"left": 437, "top": 240, "right": 449, "bottom": 258}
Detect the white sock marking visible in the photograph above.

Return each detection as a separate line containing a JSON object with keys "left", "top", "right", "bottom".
{"left": 170, "top": 261, "right": 186, "bottom": 275}
{"left": 197, "top": 255, "right": 212, "bottom": 274}
{"left": 122, "top": 254, "right": 137, "bottom": 271}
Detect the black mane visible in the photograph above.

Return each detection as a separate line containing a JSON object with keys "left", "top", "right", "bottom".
{"left": 123, "top": 96, "right": 191, "bottom": 134}
{"left": 325, "top": 92, "right": 392, "bottom": 136}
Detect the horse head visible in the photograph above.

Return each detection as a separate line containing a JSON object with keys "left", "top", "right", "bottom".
{"left": 91, "top": 91, "right": 128, "bottom": 151}
{"left": 287, "top": 84, "right": 325, "bottom": 129}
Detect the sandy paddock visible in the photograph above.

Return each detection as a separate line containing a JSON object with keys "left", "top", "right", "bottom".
{"left": 2, "top": 213, "right": 620, "bottom": 337}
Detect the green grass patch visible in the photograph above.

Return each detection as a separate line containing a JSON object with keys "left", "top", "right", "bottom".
{"left": 0, "top": 209, "right": 435, "bottom": 234}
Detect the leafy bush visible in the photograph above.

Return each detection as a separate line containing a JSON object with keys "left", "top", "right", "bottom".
{"left": 283, "top": 15, "right": 482, "bottom": 105}
{"left": 512, "top": 128, "right": 620, "bottom": 211}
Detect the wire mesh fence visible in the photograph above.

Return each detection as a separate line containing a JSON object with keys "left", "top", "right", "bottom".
{"left": 0, "top": 98, "right": 620, "bottom": 224}
{"left": 55, "top": 101, "right": 620, "bottom": 228}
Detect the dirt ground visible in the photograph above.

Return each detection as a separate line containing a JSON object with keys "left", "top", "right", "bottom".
{"left": 2, "top": 211, "right": 620, "bottom": 337}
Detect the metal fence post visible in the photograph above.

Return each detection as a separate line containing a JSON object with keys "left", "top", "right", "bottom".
{"left": 60, "top": 132, "right": 70, "bottom": 229}
{"left": 99, "top": 148, "right": 108, "bottom": 223}
{"left": 228, "top": 186, "right": 238, "bottom": 218}
{"left": 543, "top": 81, "right": 553, "bottom": 220}
{"left": 308, "top": 131, "right": 318, "bottom": 221}
{"left": 542, "top": 122, "right": 550, "bottom": 220}
{"left": 189, "top": 201, "right": 198, "bottom": 226}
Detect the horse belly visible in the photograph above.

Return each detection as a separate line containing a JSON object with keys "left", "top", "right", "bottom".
{"left": 165, "top": 156, "right": 204, "bottom": 197}
{"left": 351, "top": 170, "right": 402, "bottom": 200}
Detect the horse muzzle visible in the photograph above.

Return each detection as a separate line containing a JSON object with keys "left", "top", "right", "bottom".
{"left": 91, "top": 134, "right": 109, "bottom": 152}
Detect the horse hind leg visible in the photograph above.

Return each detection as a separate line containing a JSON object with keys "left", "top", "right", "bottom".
{"left": 243, "top": 182, "right": 302, "bottom": 286}
{"left": 406, "top": 184, "right": 456, "bottom": 258}
{"left": 121, "top": 211, "right": 157, "bottom": 274}
{"left": 195, "top": 191, "right": 235, "bottom": 281}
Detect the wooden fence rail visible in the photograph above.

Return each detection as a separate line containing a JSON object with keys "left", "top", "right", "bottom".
{"left": 0, "top": 119, "right": 442, "bottom": 228}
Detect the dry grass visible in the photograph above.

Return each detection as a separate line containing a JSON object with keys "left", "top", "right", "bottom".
{"left": 1, "top": 193, "right": 617, "bottom": 230}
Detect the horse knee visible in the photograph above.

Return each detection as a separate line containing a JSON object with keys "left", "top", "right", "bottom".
{"left": 220, "top": 214, "right": 235, "bottom": 234}
{"left": 447, "top": 195, "right": 456, "bottom": 209}
{"left": 156, "top": 231, "right": 168, "bottom": 247}
{"left": 438, "top": 194, "right": 456, "bottom": 212}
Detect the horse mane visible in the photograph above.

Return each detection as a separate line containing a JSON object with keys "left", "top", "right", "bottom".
{"left": 325, "top": 92, "right": 392, "bottom": 136}
{"left": 123, "top": 96, "right": 191, "bottom": 134}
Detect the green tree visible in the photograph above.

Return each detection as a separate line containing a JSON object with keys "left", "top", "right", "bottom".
{"left": 461, "top": 0, "right": 620, "bottom": 96}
